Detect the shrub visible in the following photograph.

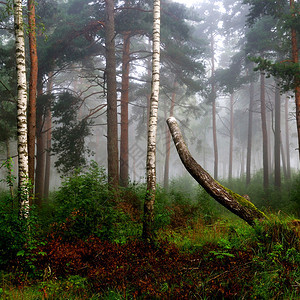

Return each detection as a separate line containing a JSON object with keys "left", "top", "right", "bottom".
{"left": 0, "top": 192, "right": 27, "bottom": 267}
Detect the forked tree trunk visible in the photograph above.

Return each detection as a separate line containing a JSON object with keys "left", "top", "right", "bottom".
{"left": 14, "top": 0, "right": 29, "bottom": 214}
{"left": 105, "top": 0, "right": 119, "bottom": 188}
{"left": 143, "top": 0, "right": 161, "bottom": 241}
{"left": 27, "top": 0, "right": 38, "bottom": 194}
{"left": 167, "top": 117, "right": 266, "bottom": 226}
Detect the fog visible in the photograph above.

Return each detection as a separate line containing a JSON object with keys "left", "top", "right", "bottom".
{"left": 0, "top": 0, "right": 299, "bottom": 193}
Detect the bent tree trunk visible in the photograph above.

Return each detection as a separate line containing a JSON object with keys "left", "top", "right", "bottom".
{"left": 167, "top": 117, "right": 266, "bottom": 226}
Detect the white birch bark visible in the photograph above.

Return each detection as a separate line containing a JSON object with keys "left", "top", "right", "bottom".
{"left": 167, "top": 117, "right": 266, "bottom": 225}
{"left": 13, "top": 0, "right": 29, "bottom": 213}
{"left": 143, "top": 0, "right": 160, "bottom": 240}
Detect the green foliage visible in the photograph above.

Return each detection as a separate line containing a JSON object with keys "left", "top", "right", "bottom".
{"left": 0, "top": 171, "right": 299, "bottom": 299}
{"left": 243, "top": 0, "right": 288, "bottom": 25}
{"left": 51, "top": 92, "right": 92, "bottom": 174}
{"left": 0, "top": 192, "right": 27, "bottom": 267}
{"left": 50, "top": 162, "right": 141, "bottom": 242}
{"left": 251, "top": 56, "right": 300, "bottom": 92}
{"left": 291, "top": 173, "right": 300, "bottom": 213}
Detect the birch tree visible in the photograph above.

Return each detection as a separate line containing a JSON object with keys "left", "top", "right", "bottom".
{"left": 143, "top": 0, "right": 160, "bottom": 241}
{"left": 13, "top": 0, "right": 29, "bottom": 213}
{"left": 167, "top": 117, "right": 266, "bottom": 226}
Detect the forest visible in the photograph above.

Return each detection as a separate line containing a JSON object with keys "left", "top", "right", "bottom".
{"left": 0, "top": 0, "right": 299, "bottom": 298}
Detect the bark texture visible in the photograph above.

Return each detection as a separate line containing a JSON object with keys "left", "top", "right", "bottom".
{"left": 143, "top": 0, "right": 161, "bottom": 241}
{"left": 290, "top": 0, "right": 300, "bottom": 159}
{"left": 14, "top": 0, "right": 29, "bottom": 213}
{"left": 167, "top": 117, "right": 266, "bottom": 226}
{"left": 27, "top": 0, "right": 38, "bottom": 191}
{"left": 105, "top": 0, "right": 119, "bottom": 188}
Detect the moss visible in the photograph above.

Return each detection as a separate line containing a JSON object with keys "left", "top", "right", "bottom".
{"left": 221, "top": 184, "right": 267, "bottom": 219}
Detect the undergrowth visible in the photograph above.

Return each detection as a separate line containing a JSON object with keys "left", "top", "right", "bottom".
{"left": 0, "top": 162, "right": 299, "bottom": 299}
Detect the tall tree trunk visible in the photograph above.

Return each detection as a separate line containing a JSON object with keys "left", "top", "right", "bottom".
{"left": 211, "top": 34, "right": 218, "bottom": 180}
{"left": 27, "top": 0, "right": 38, "bottom": 194}
{"left": 274, "top": 82, "right": 281, "bottom": 188}
{"left": 260, "top": 71, "right": 269, "bottom": 190}
{"left": 246, "top": 79, "right": 254, "bottom": 184}
{"left": 290, "top": 0, "right": 300, "bottom": 160}
{"left": 228, "top": 93, "right": 234, "bottom": 180}
{"left": 285, "top": 96, "right": 291, "bottom": 178}
{"left": 105, "top": 0, "right": 119, "bottom": 188}
{"left": 13, "top": 0, "right": 29, "bottom": 214}
{"left": 120, "top": 32, "right": 130, "bottom": 187}
{"left": 35, "top": 80, "right": 45, "bottom": 206}
{"left": 280, "top": 134, "right": 287, "bottom": 179}
{"left": 44, "top": 73, "right": 53, "bottom": 198}
{"left": 164, "top": 82, "right": 176, "bottom": 189}
{"left": 143, "top": 0, "right": 160, "bottom": 242}
{"left": 167, "top": 117, "right": 266, "bottom": 225}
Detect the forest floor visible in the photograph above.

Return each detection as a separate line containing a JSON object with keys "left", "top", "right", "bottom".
{"left": 1, "top": 169, "right": 300, "bottom": 299}
{"left": 1, "top": 220, "right": 299, "bottom": 299}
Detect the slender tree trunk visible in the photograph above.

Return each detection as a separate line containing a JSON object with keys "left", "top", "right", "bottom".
{"left": 290, "top": 0, "right": 300, "bottom": 160}
{"left": 285, "top": 96, "right": 291, "bottom": 178}
{"left": 260, "top": 71, "right": 269, "bottom": 190}
{"left": 229, "top": 93, "right": 234, "bottom": 180}
{"left": 120, "top": 32, "right": 130, "bottom": 187}
{"left": 164, "top": 82, "right": 176, "bottom": 189}
{"left": 246, "top": 79, "right": 254, "bottom": 184}
{"left": 274, "top": 82, "right": 281, "bottom": 188}
{"left": 240, "top": 147, "right": 245, "bottom": 177}
{"left": 167, "top": 117, "right": 266, "bottom": 225}
{"left": 44, "top": 73, "right": 53, "bottom": 198}
{"left": 14, "top": 0, "right": 29, "bottom": 214}
{"left": 143, "top": 0, "right": 160, "bottom": 242}
{"left": 280, "top": 134, "right": 287, "bottom": 179}
{"left": 27, "top": 0, "right": 38, "bottom": 194}
{"left": 35, "top": 80, "right": 45, "bottom": 206}
{"left": 211, "top": 34, "right": 218, "bottom": 180}
{"left": 105, "top": 0, "right": 119, "bottom": 188}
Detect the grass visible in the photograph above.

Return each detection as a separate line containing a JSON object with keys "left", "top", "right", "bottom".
{"left": 0, "top": 167, "right": 299, "bottom": 299}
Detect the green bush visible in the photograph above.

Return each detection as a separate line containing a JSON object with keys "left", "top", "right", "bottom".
{"left": 291, "top": 173, "right": 300, "bottom": 215}
{"left": 0, "top": 192, "right": 28, "bottom": 267}
{"left": 50, "top": 162, "right": 142, "bottom": 242}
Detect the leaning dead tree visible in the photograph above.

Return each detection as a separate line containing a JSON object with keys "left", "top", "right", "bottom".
{"left": 167, "top": 117, "right": 266, "bottom": 226}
